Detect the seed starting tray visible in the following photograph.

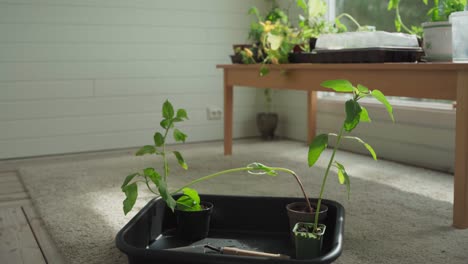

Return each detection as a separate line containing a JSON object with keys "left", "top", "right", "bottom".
{"left": 116, "top": 195, "right": 345, "bottom": 264}
{"left": 289, "top": 47, "right": 424, "bottom": 63}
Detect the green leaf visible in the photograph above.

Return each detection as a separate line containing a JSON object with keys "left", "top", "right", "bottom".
{"left": 360, "top": 106, "right": 371, "bottom": 123}
{"left": 297, "top": 0, "right": 308, "bottom": 13}
{"left": 162, "top": 100, "right": 174, "bottom": 119}
{"left": 153, "top": 132, "right": 164, "bottom": 147}
{"left": 173, "top": 129, "right": 187, "bottom": 143}
{"left": 308, "top": 134, "right": 328, "bottom": 167}
{"left": 371, "top": 90, "right": 394, "bottom": 122}
{"left": 364, "top": 143, "right": 377, "bottom": 160}
{"left": 320, "top": 79, "right": 354, "bottom": 92}
{"left": 123, "top": 182, "right": 138, "bottom": 215}
{"left": 344, "top": 100, "right": 362, "bottom": 132}
{"left": 345, "top": 136, "right": 377, "bottom": 160}
{"left": 267, "top": 33, "right": 283, "bottom": 51}
{"left": 121, "top": 173, "right": 139, "bottom": 190}
{"left": 335, "top": 161, "right": 351, "bottom": 199}
{"left": 176, "top": 188, "right": 201, "bottom": 211}
{"left": 135, "top": 145, "right": 156, "bottom": 156}
{"left": 260, "top": 65, "right": 269, "bottom": 77}
{"left": 387, "top": 0, "right": 399, "bottom": 10}
{"left": 144, "top": 168, "right": 177, "bottom": 211}
{"left": 160, "top": 119, "right": 174, "bottom": 129}
{"left": 176, "top": 109, "right": 188, "bottom": 120}
{"left": 173, "top": 151, "right": 188, "bottom": 170}
{"left": 357, "top": 84, "right": 369, "bottom": 94}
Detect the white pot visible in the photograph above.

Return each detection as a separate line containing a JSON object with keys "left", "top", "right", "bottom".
{"left": 422, "top": 21, "right": 452, "bottom": 61}
{"left": 450, "top": 11, "right": 468, "bottom": 62}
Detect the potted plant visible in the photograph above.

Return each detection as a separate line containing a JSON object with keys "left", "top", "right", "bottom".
{"left": 388, "top": 0, "right": 466, "bottom": 60}
{"left": 120, "top": 100, "right": 310, "bottom": 241}
{"left": 232, "top": 2, "right": 289, "bottom": 65}
{"left": 292, "top": 79, "right": 395, "bottom": 259}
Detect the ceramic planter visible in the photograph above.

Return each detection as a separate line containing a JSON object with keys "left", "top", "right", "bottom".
{"left": 293, "top": 222, "right": 326, "bottom": 260}
{"left": 422, "top": 21, "right": 452, "bottom": 61}
{"left": 174, "top": 201, "right": 213, "bottom": 241}
{"left": 256, "top": 112, "right": 278, "bottom": 140}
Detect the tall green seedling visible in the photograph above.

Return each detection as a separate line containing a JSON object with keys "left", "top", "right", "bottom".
{"left": 121, "top": 100, "right": 190, "bottom": 214}
{"left": 307, "top": 80, "right": 394, "bottom": 234}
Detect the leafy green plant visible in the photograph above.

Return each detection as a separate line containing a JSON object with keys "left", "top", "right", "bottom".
{"left": 245, "top": 5, "right": 298, "bottom": 76}
{"left": 121, "top": 100, "right": 313, "bottom": 215}
{"left": 388, "top": 0, "right": 466, "bottom": 36}
{"left": 307, "top": 79, "right": 394, "bottom": 235}
{"left": 296, "top": 0, "right": 338, "bottom": 40}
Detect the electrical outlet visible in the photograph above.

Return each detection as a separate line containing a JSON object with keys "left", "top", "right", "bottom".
{"left": 206, "top": 106, "right": 223, "bottom": 120}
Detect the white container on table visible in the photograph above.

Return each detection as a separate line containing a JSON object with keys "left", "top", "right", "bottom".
{"left": 450, "top": 11, "right": 468, "bottom": 63}
{"left": 422, "top": 21, "right": 452, "bottom": 61}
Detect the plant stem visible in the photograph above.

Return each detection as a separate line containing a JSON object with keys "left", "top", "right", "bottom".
{"left": 143, "top": 177, "right": 159, "bottom": 195}
{"left": 313, "top": 126, "right": 345, "bottom": 232}
{"left": 161, "top": 122, "right": 173, "bottom": 181}
{"left": 395, "top": 4, "right": 414, "bottom": 34}
{"left": 335, "top": 13, "right": 362, "bottom": 30}
{"left": 171, "top": 166, "right": 312, "bottom": 213}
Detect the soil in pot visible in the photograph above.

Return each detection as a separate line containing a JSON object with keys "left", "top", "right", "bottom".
{"left": 174, "top": 201, "right": 213, "bottom": 241}
{"left": 286, "top": 201, "right": 328, "bottom": 240}
{"left": 256, "top": 112, "right": 278, "bottom": 140}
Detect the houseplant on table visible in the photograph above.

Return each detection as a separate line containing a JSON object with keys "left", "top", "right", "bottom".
{"left": 293, "top": 79, "right": 395, "bottom": 259}
{"left": 388, "top": 0, "right": 466, "bottom": 60}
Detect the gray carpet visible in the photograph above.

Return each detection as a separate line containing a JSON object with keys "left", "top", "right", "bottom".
{"left": 18, "top": 139, "right": 468, "bottom": 264}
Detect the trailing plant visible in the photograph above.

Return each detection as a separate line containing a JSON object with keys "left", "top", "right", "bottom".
{"left": 120, "top": 100, "right": 312, "bottom": 215}
{"left": 245, "top": 5, "right": 298, "bottom": 76}
{"left": 307, "top": 79, "right": 394, "bottom": 236}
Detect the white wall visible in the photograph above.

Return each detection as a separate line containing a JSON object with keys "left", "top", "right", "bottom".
{"left": 0, "top": 0, "right": 268, "bottom": 159}
{"left": 274, "top": 89, "right": 455, "bottom": 173}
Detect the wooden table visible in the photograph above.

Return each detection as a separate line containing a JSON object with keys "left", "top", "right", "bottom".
{"left": 217, "top": 63, "right": 468, "bottom": 229}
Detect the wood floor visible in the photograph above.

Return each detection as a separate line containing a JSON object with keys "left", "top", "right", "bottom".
{"left": 0, "top": 171, "right": 65, "bottom": 264}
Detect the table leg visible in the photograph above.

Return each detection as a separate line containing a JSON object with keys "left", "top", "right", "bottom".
{"left": 224, "top": 82, "right": 233, "bottom": 156}
{"left": 454, "top": 71, "right": 468, "bottom": 229}
{"left": 307, "top": 91, "right": 317, "bottom": 144}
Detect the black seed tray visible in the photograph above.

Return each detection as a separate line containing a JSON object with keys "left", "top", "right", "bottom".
{"left": 116, "top": 194, "right": 345, "bottom": 264}
{"left": 289, "top": 47, "right": 424, "bottom": 63}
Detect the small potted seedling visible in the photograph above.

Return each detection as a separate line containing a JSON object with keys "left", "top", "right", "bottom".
{"left": 293, "top": 79, "right": 394, "bottom": 259}
{"left": 121, "top": 100, "right": 310, "bottom": 241}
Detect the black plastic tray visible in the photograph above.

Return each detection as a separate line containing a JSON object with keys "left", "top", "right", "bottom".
{"left": 116, "top": 195, "right": 345, "bottom": 264}
{"left": 289, "top": 47, "right": 424, "bottom": 63}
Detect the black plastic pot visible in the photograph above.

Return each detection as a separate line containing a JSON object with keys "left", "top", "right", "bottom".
{"left": 293, "top": 222, "right": 326, "bottom": 260}
{"left": 230, "top": 54, "right": 243, "bottom": 64}
{"left": 256, "top": 112, "right": 278, "bottom": 140}
{"left": 286, "top": 201, "right": 328, "bottom": 236}
{"left": 175, "top": 202, "right": 213, "bottom": 241}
